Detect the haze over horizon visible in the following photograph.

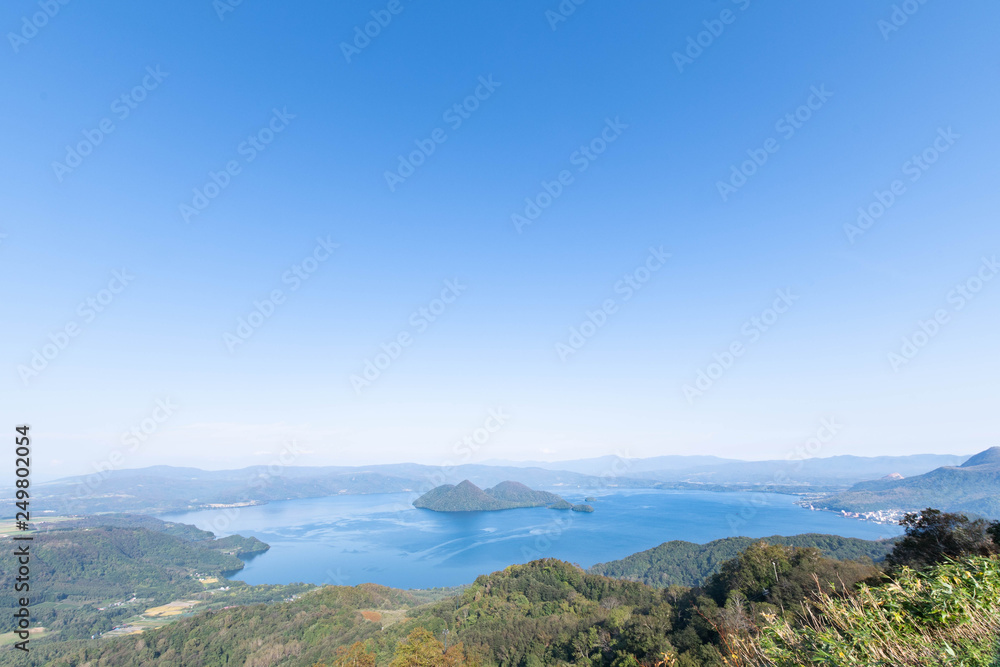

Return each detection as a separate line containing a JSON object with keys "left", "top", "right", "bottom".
{"left": 3, "top": 1, "right": 999, "bottom": 481}
{"left": 32, "top": 446, "right": 989, "bottom": 485}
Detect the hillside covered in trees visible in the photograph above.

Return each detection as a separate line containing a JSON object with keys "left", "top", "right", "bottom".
{"left": 18, "top": 550, "right": 880, "bottom": 666}
{"left": 588, "top": 533, "right": 895, "bottom": 588}
{"left": 5, "top": 510, "right": 999, "bottom": 665}
{"left": 0, "top": 516, "right": 292, "bottom": 643}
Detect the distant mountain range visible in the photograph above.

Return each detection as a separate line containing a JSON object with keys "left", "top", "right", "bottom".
{"left": 11, "top": 450, "right": 975, "bottom": 516}
{"left": 26, "top": 462, "right": 613, "bottom": 514}
{"left": 481, "top": 454, "right": 739, "bottom": 476}
{"left": 485, "top": 453, "right": 970, "bottom": 485}
{"left": 413, "top": 480, "right": 593, "bottom": 512}
{"left": 821, "top": 447, "right": 1000, "bottom": 519}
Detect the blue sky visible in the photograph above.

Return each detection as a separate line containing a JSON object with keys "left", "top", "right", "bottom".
{"left": 2, "top": 0, "right": 998, "bottom": 480}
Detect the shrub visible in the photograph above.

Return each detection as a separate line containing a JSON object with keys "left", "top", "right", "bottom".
{"left": 730, "top": 557, "right": 1000, "bottom": 666}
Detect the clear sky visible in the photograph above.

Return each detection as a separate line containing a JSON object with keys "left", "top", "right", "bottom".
{"left": 2, "top": 1, "right": 998, "bottom": 480}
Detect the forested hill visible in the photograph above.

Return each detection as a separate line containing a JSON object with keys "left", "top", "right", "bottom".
{"left": 21, "top": 548, "right": 884, "bottom": 666}
{"left": 8, "top": 512, "right": 999, "bottom": 666}
{"left": 588, "top": 533, "right": 894, "bottom": 587}
{"left": 0, "top": 515, "right": 277, "bottom": 642}
{"left": 0, "top": 527, "right": 246, "bottom": 604}
{"left": 34, "top": 513, "right": 267, "bottom": 552}
{"left": 821, "top": 446, "right": 1000, "bottom": 519}
{"left": 412, "top": 480, "right": 593, "bottom": 512}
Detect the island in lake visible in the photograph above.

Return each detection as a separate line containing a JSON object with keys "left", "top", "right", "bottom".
{"left": 414, "top": 480, "right": 595, "bottom": 513}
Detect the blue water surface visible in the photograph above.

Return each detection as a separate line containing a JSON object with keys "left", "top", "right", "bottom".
{"left": 160, "top": 490, "right": 901, "bottom": 589}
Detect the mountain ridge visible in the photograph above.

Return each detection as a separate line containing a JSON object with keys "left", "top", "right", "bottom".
{"left": 821, "top": 446, "right": 1000, "bottom": 518}
{"left": 19, "top": 452, "right": 974, "bottom": 515}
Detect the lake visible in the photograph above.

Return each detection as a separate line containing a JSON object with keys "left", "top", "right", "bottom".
{"left": 160, "top": 489, "right": 902, "bottom": 590}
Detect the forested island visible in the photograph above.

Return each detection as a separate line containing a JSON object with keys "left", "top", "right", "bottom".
{"left": 412, "top": 480, "right": 595, "bottom": 512}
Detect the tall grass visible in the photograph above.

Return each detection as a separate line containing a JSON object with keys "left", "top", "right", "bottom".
{"left": 728, "top": 557, "right": 1000, "bottom": 666}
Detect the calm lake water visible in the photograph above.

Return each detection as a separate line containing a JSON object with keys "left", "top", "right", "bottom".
{"left": 160, "top": 490, "right": 902, "bottom": 590}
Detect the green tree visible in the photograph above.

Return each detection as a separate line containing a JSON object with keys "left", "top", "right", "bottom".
{"left": 704, "top": 542, "right": 877, "bottom": 614}
{"left": 390, "top": 627, "right": 472, "bottom": 667}
{"left": 734, "top": 557, "right": 1000, "bottom": 666}
{"left": 887, "top": 508, "right": 999, "bottom": 571}
{"left": 328, "top": 641, "right": 376, "bottom": 667}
